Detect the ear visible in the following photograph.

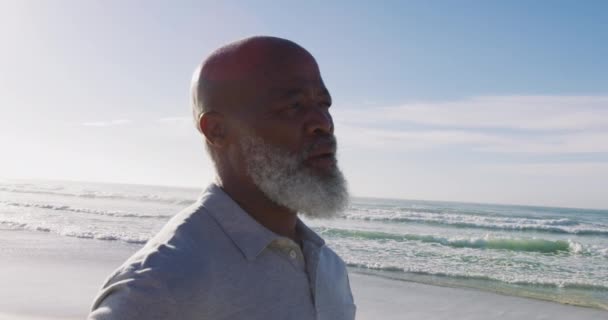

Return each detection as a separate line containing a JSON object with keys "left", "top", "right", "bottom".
{"left": 199, "top": 111, "right": 227, "bottom": 147}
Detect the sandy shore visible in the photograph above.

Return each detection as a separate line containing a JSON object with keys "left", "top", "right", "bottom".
{"left": 351, "top": 273, "right": 606, "bottom": 319}
{"left": 0, "top": 228, "right": 138, "bottom": 320}
{"left": 0, "top": 229, "right": 605, "bottom": 320}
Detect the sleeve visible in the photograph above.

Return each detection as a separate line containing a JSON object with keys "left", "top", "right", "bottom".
{"left": 88, "top": 267, "right": 177, "bottom": 320}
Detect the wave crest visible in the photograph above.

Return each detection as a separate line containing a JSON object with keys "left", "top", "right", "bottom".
{"left": 0, "top": 201, "right": 172, "bottom": 219}
{"left": 0, "top": 187, "right": 195, "bottom": 205}
{"left": 343, "top": 208, "right": 608, "bottom": 236}
{"left": 0, "top": 220, "right": 148, "bottom": 244}
{"left": 319, "top": 228, "right": 603, "bottom": 255}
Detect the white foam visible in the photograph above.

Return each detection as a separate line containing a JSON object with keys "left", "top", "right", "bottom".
{"left": 0, "top": 200, "right": 172, "bottom": 219}
{"left": 344, "top": 207, "right": 608, "bottom": 235}
{"left": 0, "top": 220, "right": 149, "bottom": 244}
{"left": 0, "top": 186, "right": 195, "bottom": 205}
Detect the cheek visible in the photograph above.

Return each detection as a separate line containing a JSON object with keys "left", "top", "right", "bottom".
{"left": 256, "top": 122, "right": 304, "bottom": 152}
{"left": 225, "top": 143, "right": 250, "bottom": 175}
{"left": 274, "top": 133, "right": 306, "bottom": 156}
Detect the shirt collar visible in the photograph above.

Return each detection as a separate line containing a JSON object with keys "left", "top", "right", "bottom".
{"left": 201, "top": 183, "right": 325, "bottom": 261}
{"left": 296, "top": 218, "right": 325, "bottom": 248}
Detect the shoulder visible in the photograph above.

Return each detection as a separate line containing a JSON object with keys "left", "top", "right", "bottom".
{"left": 89, "top": 203, "right": 223, "bottom": 319}
{"left": 88, "top": 247, "right": 179, "bottom": 320}
{"left": 318, "top": 245, "right": 350, "bottom": 288}
{"left": 114, "top": 199, "right": 230, "bottom": 274}
{"left": 315, "top": 245, "right": 357, "bottom": 318}
{"left": 319, "top": 245, "right": 346, "bottom": 267}
{"left": 316, "top": 246, "right": 354, "bottom": 305}
{"left": 129, "top": 202, "right": 218, "bottom": 269}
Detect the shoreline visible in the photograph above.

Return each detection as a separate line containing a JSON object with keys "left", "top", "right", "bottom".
{"left": 347, "top": 267, "right": 608, "bottom": 311}
{"left": 0, "top": 229, "right": 605, "bottom": 319}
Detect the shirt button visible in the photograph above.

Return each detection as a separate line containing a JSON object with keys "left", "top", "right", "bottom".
{"left": 289, "top": 250, "right": 297, "bottom": 259}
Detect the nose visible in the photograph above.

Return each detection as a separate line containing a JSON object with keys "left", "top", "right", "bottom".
{"left": 306, "top": 107, "right": 334, "bottom": 135}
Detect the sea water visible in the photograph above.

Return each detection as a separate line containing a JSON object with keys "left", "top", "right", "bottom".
{"left": 1, "top": 178, "right": 606, "bottom": 310}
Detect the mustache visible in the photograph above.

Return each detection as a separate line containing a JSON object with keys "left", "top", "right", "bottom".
{"left": 302, "top": 135, "right": 337, "bottom": 159}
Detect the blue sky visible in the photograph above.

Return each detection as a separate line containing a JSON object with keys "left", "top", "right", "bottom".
{"left": 1, "top": 1, "right": 607, "bottom": 209}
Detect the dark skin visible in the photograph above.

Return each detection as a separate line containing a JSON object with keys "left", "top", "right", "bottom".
{"left": 195, "top": 37, "right": 335, "bottom": 242}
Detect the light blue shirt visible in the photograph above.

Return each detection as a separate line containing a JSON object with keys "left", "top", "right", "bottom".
{"left": 89, "top": 183, "right": 356, "bottom": 320}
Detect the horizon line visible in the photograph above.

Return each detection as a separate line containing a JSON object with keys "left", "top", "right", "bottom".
{"left": 2, "top": 176, "right": 606, "bottom": 212}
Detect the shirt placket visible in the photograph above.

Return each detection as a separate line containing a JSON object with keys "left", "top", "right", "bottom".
{"left": 270, "top": 238, "right": 306, "bottom": 272}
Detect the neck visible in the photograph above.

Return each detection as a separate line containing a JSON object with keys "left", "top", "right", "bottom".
{"left": 217, "top": 176, "right": 299, "bottom": 241}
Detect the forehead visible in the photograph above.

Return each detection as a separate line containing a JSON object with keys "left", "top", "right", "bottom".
{"left": 259, "top": 53, "right": 329, "bottom": 98}
{"left": 263, "top": 48, "right": 321, "bottom": 79}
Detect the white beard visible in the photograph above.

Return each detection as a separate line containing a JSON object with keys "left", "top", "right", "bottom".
{"left": 239, "top": 134, "right": 349, "bottom": 219}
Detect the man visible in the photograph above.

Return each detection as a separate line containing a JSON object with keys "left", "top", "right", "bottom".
{"left": 88, "top": 36, "right": 355, "bottom": 320}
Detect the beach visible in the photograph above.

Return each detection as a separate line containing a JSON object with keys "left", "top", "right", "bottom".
{"left": 1, "top": 228, "right": 605, "bottom": 320}
{"left": 1, "top": 179, "right": 606, "bottom": 319}
{"left": 0, "top": 228, "right": 137, "bottom": 319}
{"left": 3, "top": 1, "right": 608, "bottom": 318}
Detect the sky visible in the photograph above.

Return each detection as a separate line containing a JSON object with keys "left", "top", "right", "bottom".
{"left": 1, "top": 0, "right": 607, "bottom": 209}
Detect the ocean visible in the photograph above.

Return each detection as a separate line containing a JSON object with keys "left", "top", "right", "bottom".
{"left": 1, "top": 178, "right": 606, "bottom": 310}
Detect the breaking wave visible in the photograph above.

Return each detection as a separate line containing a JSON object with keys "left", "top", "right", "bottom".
{"left": 0, "top": 220, "right": 149, "bottom": 244}
{"left": 0, "top": 186, "right": 196, "bottom": 206}
{"left": 344, "top": 208, "right": 608, "bottom": 236}
{"left": 319, "top": 228, "right": 604, "bottom": 255}
{"left": 0, "top": 201, "right": 172, "bottom": 219}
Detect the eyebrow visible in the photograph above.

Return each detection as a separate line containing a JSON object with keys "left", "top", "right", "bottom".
{"left": 271, "top": 87, "right": 331, "bottom": 100}
{"left": 273, "top": 88, "right": 302, "bottom": 100}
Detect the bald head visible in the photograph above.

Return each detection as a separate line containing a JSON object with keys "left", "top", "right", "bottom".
{"left": 189, "top": 36, "right": 345, "bottom": 217}
{"left": 191, "top": 36, "right": 318, "bottom": 131}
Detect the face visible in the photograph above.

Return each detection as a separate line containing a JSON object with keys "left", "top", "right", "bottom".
{"left": 229, "top": 48, "right": 349, "bottom": 217}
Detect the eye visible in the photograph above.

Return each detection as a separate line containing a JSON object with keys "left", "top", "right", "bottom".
{"left": 277, "top": 101, "right": 303, "bottom": 117}
{"left": 289, "top": 102, "right": 303, "bottom": 109}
